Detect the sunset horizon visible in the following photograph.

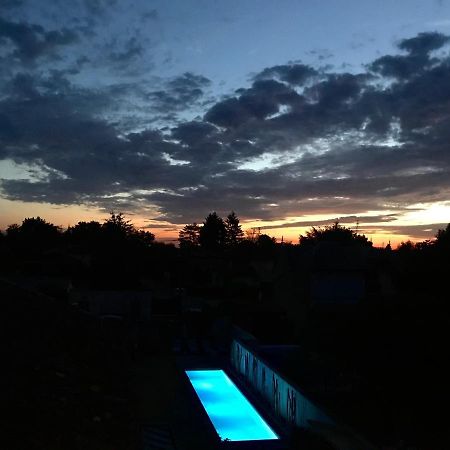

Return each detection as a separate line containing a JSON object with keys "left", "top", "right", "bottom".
{"left": 1, "top": 198, "right": 447, "bottom": 248}
{"left": 1, "top": 0, "right": 449, "bottom": 248}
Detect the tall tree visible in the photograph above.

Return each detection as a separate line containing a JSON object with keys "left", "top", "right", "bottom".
{"left": 435, "top": 223, "right": 450, "bottom": 250}
{"left": 103, "top": 212, "right": 135, "bottom": 237}
{"left": 225, "top": 211, "right": 244, "bottom": 246}
{"left": 199, "top": 212, "right": 226, "bottom": 250}
{"left": 178, "top": 223, "right": 201, "bottom": 248}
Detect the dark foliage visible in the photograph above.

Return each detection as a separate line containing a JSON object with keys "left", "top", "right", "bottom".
{"left": 435, "top": 223, "right": 450, "bottom": 250}
{"left": 198, "top": 211, "right": 227, "bottom": 250}
{"left": 6, "top": 216, "right": 62, "bottom": 252}
{"left": 224, "top": 211, "right": 244, "bottom": 246}
{"left": 178, "top": 222, "right": 201, "bottom": 249}
{"left": 299, "top": 221, "right": 372, "bottom": 247}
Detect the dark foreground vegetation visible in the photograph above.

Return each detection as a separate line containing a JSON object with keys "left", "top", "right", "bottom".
{"left": 1, "top": 213, "right": 449, "bottom": 449}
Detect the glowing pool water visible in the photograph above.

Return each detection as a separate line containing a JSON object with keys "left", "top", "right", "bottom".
{"left": 186, "top": 369, "right": 279, "bottom": 442}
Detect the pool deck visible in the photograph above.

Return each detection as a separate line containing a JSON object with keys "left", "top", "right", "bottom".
{"left": 132, "top": 354, "right": 220, "bottom": 450}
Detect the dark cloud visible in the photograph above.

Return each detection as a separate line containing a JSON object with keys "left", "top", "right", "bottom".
{"left": 369, "top": 54, "right": 426, "bottom": 79}
{"left": 0, "top": 113, "right": 18, "bottom": 140}
{"left": 370, "top": 32, "right": 450, "bottom": 79}
{"left": 0, "top": 72, "right": 204, "bottom": 208}
{"left": 0, "top": 17, "right": 78, "bottom": 63}
{"left": 148, "top": 72, "right": 211, "bottom": 114}
{"left": 305, "top": 73, "right": 367, "bottom": 107}
{"left": 171, "top": 121, "right": 218, "bottom": 146}
{"left": 167, "top": 72, "right": 211, "bottom": 100}
{"left": 254, "top": 63, "right": 317, "bottom": 85}
{"left": 1, "top": 30, "right": 450, "bottom": 234}
{"left": 398, "top": 32, "right": 450, "bottom": 55}
{"left": 205, "top": 79, "right": 300, "bottom": 128}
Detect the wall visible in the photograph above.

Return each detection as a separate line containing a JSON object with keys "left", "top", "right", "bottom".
{"left": 230, "top": 339, "right": 334, "bottom": 429}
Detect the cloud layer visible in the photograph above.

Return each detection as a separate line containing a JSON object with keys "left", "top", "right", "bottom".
{"left": 1, "top": 3, "right": 449, "bottom": 238}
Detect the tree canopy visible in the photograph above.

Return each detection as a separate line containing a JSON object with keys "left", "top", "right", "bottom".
{"left": 103, "top": 212, "right": 136, "bottom": 238}
{"left": 435, "top": 223, "right": 450, "bottom": 250}
{"left": 225, "top": 211, "right": 244, "bottom": 246}
{"left": 199, "top": 212, "right": 227, "bottom": 250}
{"left": 5, "top": 217, "right": 61, "bottom": 251}
{"left": 299, "top": 221, "right": 372, "bottom": 247}
{"left": 178, "top": 223, "right": 201, "bottom": 248}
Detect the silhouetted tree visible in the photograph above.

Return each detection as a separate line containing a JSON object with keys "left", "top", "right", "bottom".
{"left": 65, "top": 215, "right": 154, "bottom": 254}
{"left": 225, "top": 211, "right": 244, "bottom": 246}
{"left": 103, "top": 212, "right": 135, "bottom": 238}
{"left": 66, "top": 221, "right": 103, "bottom": 247}
{"left": 101, "top": 212, "right": 154, "bottom": 248}
{"left": 397, "top": 240, "right": 415, "bottom": 252}
{"left": 6, "top": 217, "right": 61, "bottom": 251}
{"left": 178, "top": 223, "right": 201, "bottom": 248}
{"left": 134, "top": 230, "right": 155, "bottom": 246}
{"left": 199, "top": 212, "right": 226, "bottom": 250}
{"left": 299, "top": 221, "right": 372, "bottom": 247}
{"left": 5, "top": 223, "right": 20, "bottom": 240}
{"left": 255, "top": 234, "right": 277, "bottom": 259}
{"left": 257, "top": 233, "right": 276, "bottom": 247}
{"left": 414, "top": 239, "right": 433, "bottom": 251}
{"left": 435, "top": 223, "right": 450, "bottom": 250}
{"left": 21, "top": 217, "right": 61, "bottom": 238}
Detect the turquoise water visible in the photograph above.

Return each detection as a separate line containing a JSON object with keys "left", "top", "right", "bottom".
{"left": 186, "top": 369, "right": 279, "bottom": 442}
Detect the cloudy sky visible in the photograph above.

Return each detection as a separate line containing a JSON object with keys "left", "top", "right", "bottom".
{"left": 1, "top": 0, "right": 450, "bottom": 244}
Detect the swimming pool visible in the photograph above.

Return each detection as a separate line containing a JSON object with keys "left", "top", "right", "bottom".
{"left": 186, "top": 369, "right": 279, "bottom": 442}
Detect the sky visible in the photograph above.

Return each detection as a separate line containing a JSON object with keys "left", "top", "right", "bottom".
{"left": 1, "top": 0, "right": 450, "bottom": 245}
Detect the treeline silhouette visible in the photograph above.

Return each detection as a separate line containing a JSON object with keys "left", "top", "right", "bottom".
{"left": 5, "top": 211, "right": 448, "bottom": 252}
{"left": 2, "top": 213, "right": 155, "bottom": 252}
{"left": 1, "top": 213, "right": 159, "bottom": 289}
{"left": 1, "top": 212, "right": 449, "bottom": 291}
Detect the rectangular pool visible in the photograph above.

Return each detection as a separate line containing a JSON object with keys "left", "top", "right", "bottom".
{"left": 186, "top": 369, "right": 279, "bottom": 442}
